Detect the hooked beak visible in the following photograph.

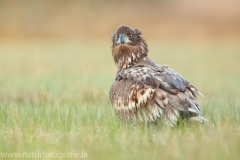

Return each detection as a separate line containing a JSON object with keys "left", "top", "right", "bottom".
{"left": 119, "top": 34, "right": 125, "bottom": 44}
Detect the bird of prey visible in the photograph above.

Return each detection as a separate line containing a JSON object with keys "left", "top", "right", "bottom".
{"left": 109, "top": 26, "right": 207, "bottom": 126}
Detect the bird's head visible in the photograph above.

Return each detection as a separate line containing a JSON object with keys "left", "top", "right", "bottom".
{"left": 111, "top": 26, "right": 148, "bottom": 71}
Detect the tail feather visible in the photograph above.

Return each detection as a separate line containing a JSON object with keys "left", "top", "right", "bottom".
{"left": 189, "top": 115, "right": 207, "bottom": 123}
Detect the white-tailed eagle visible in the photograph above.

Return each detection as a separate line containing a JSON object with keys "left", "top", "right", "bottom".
{"left": 109, "top": 26, "right": 207, "bottom": 126}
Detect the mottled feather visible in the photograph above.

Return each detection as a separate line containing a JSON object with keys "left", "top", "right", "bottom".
{"left": 109, "top": 26, "right": 207, "bottom": 126}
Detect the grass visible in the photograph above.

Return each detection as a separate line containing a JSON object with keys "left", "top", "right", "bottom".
{"left": 0, "top": 38, "right": 239, "bottom": 160}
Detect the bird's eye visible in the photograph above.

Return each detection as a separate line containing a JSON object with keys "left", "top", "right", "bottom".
{"left": 128, "top": 34, "right": 132, "bottom": 38}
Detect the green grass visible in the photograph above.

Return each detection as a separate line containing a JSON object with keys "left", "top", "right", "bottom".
{"left": 0, "top": 38, "right": 239, "bottom": 160}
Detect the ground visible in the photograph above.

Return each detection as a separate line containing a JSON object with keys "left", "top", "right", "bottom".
{"left": 0, "top": 38, "right": 239, "bottom": 160}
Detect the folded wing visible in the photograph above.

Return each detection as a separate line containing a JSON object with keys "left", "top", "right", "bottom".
{"left": 110, "top": 64, "right": 206, "bottom": 126}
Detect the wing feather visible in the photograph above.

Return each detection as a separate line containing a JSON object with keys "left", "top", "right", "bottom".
{"left": 110, "top": 63, "right": 206, "bottom": 125}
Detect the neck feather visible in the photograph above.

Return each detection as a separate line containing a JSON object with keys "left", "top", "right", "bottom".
{"left": 112, "top": 41, "right": 148, "bottom": 72}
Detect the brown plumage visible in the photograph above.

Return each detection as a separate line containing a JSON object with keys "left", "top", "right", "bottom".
{"left": 109, "top": 26, "right": 206, "bottom": 126}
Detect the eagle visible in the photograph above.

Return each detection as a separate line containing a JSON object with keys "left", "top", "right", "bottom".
{"left": 109, "top": 26, "right": 207, "bottom": 126}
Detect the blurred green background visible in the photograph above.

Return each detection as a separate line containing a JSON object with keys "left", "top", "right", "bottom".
{"left": 0, "top": 0, "right": 239, "bottom": 104}
{"left": 0, "top": 0, "right": 240, "bottom": 160}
